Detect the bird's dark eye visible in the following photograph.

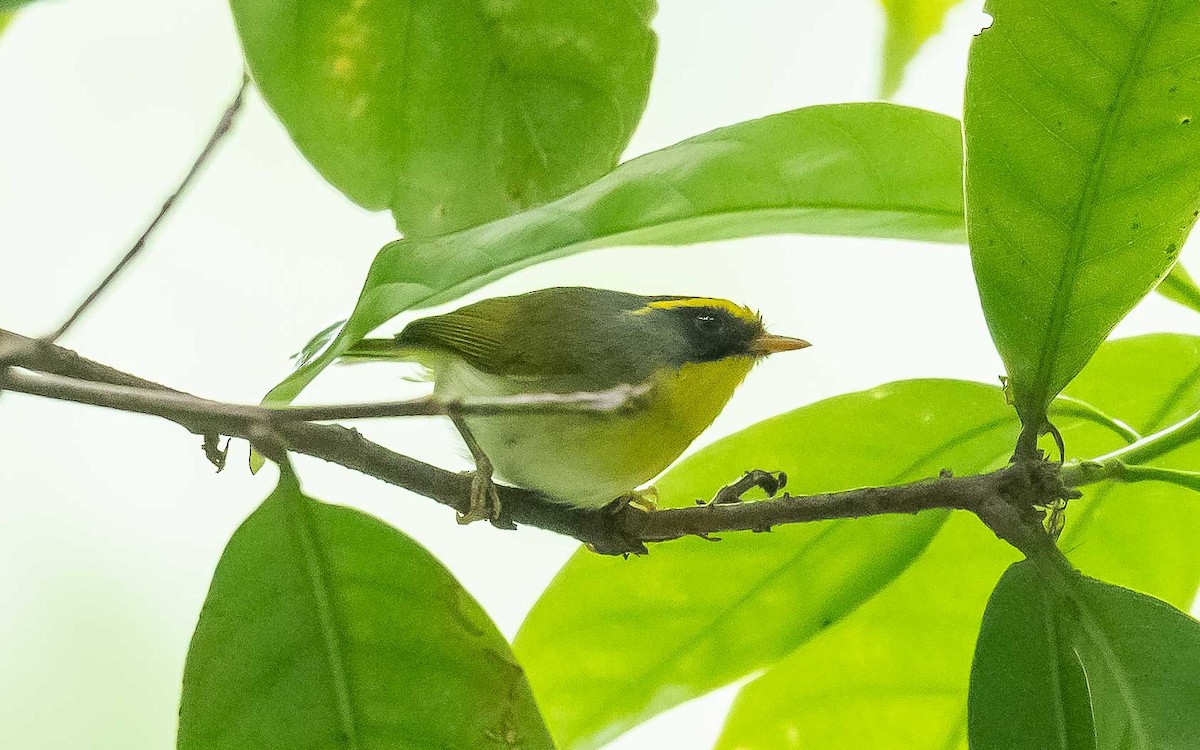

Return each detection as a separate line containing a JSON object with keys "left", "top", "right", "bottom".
{"left": 694, "top": 314, "right": 722, "bottom": 335}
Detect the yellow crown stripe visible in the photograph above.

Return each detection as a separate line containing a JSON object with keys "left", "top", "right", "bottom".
{"left": 638, "top": 297, "right": 759, "bottom": 322}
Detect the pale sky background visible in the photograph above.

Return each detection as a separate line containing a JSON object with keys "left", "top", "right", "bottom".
{"left": 2, "top": 1, "right": 1199, "bottom": 748}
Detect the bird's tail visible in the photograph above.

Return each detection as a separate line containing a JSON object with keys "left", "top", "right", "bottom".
{"left": 338, "top": 338, "right": 413, "bottom": 362}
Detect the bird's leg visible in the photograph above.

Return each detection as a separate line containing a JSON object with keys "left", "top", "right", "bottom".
{"left": 609, "top": 486, "right": 659, "bottom": 514}
{"left": 448, "top": 411, "right": 502, "bottom": 525}
{"left": 703, "top": 470, "right": 788, "bottom": 505}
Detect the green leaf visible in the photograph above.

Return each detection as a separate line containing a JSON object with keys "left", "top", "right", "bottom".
{"left": 230, "top": 0, "right": 657, "bottom": 237}
{"left": 712, "top": 334, "right": 1200, "bottom": 750}
{"left": 714, "top": 513, "right": 1012, "bottom": 750}
{"left": 513, "top": 380, "right": 1019, "bottom": 750}
{"left": 965, "top": 0, "right": 1200, "bottom": 443}
{"left": 265, "top": 103, "right": 966, "bottom": 407}
{"left": 1055, "top": 334, "right": 1200, "bottom": 606}
{"left": 878, "top": 0, "right": 965, "bottom": 98}
{"left": 1157, "top": 262, "right": 1200, "bottom": 315}
{"left": 0, "top": 1, "right": 35, "bottom": 12}
{"left": 178, "top": 469, "right": 553, "bottom": 750}
{"left": 968, "top": 562, "right": 1097, "bottom": 750}
{"left": 0, "top": 12, "right": 11, "bottom": 34}
{"left": 969, "top": 561, "right": 1200, "bottom": 750}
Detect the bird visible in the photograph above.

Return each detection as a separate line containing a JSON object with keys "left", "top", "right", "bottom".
{"left": 340, "top": 286, "right": 810, "bottom": 524}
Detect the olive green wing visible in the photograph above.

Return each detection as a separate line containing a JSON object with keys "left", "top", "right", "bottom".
{"left": 395, "top": 288, "right": 657, "bottom": 386}
{"left": 397, "top": 300, "right": 515, "bottom": 371}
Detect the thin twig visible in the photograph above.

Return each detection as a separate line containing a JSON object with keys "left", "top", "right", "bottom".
{"left": 0, "top": 368, "right": 652, "bottom": 426}
{"left": 2, "top": 369, "right": 268, "bottom": 430}
{"left": 0, "top": 327, "right": 230, "bottom": 466}
{"left": 0, "top": 329, "right": 1078, "bottom": 557}
{"left": 43, "top": 73, "right": 251, "bottom": 343}
{"left": 278, "top": 383, "right": 652, "bottom": 421}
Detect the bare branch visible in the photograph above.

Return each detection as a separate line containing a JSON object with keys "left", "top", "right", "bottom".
{"left": 2, "top": 369, "right": 268, "bottom": 431}
{"left": 43, "top": 73, "right": 251, "bottom": 344}
{"left": 0, "top": 329, "right": 1077, "bottom": 558}
{"left": 0, "top": 366, "right": 652, "bottom": 427}
{"left": 0, "top": 328, "right": 231, "bottom": 466}
{"left": 276, "top": 383, "right": 653, "bottom": 422}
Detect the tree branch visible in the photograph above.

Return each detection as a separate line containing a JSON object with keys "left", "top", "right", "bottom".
{"left": 0, "top": 368, "right": 652, "bottom": 426}
{"left": 0, "top": 329, "right": 1079, "bottom": 557}
{"left": 43, "top": 73, "right": 250, "bottom": 344}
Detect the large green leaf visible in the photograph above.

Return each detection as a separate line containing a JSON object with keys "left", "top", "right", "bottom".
{"left": 965, "top": 0, "right": 1200, "bottom": 444}
{"left": 178, "top": 469, "right": 553, "bottom": 750}
{"left": 264, "top": 103, "right": 966, "bottom": 409}
{"left": 713, "top": 513, "right": 1012, "bottom": 750}
{"left": 969, "top": 561, "right": 1200, "bottom": 750}
{"left": 968, "top": 562, "right": 1097, "bottom": 750}
{"left": 513, "top": 380, "right": 1020, "bottom": 750}
{"left": 230, "top": 0, "right": 657, "bottom": 236}
{"left": 1158, "top": 263, "right": 1200, "bottom": 315}
{"left": 712, "top": 335, "right": 1200, "bottom": 750}
{"left": 878, "top": 0, "right": 965, "bottom": 98}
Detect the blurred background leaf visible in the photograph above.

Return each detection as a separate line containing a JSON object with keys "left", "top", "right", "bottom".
{"left": 878, "top": 0, "right": 965, "bottom": 98}
{"left": 229, "top": 0, "right": 657, "bottom": 237}
{"left": 969, "top": 561, "right": 1200, "bottom": 750}
{"left": 265, "top": 102, "right": 966, "bottom": 408}
{"left": 711, "top": 334, "right": 1200, "bottom": 749}
{"left": 178, "top": 469, "right": 553, "bottom": 750}
{"left": 1158, "top": 263, "right": 1200, "bottom": 316}
{"left": 964, "top": 0, "right": 1200, "bottom": 443}
{"left": 514, "top": 379, "right": 1019, "bottom": 750}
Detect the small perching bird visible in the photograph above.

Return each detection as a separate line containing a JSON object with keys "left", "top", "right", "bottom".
{"left": 341, "top": 286, "right": 810, "bottom": 523}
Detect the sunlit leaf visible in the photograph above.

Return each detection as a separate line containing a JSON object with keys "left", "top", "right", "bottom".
{"left": 714, "top": 509, "right": 1009, "bottom": 750}
{"left": 178, "top": 469, "right": 553, "bottom": 750}
{"left": 265, "top": 103, "right": 966, "bottom": 408}
{"left": 969, "top": 561, "right": 1200, "bottom": 750}
{"left": 1157, "top": 262, "right": 1200, "bottom": 315}
{"left": 965, "top": 0, "right": 1200, "bottom": 444}
{"left": 514, "top": 380, "right": 1018, "bottom": 750}
{"left": 878, "top": 0, "right": 965, "bottom": 98}
{"left": 713, "top": 335, "right": 1200, "bottom": 749}
{"left": 230, "top": 0, "right": 657, "bottom": 236}
{"left": 1054, "top": 334, "right": 1200, "bottom": 604}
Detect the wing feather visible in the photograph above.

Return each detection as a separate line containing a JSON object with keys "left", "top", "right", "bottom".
{"left": 393, "top": 288, "right": 659, "bottom": 387}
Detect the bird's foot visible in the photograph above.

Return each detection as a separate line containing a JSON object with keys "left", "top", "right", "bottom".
{"left": 458, "top": 469, "right": 502, "bottom": 525}
{"left": 703, "top": 470, "right": 788, "bottom": 506}
{"left": 448, "top": 410, "right": 506, "bottom": 526}
{"left": 609, "top": 486, "right": 659, "bottom": 514}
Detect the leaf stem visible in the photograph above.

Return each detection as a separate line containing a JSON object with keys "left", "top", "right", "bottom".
{"left": 1051, "top": 395, "right": 1141, "bottom": 444}
{"left": 1061, "top": 458, "right": 1200, "bottom": 493}
{"left": 1089, "top": 408, "right": 1200, "bottom": 466}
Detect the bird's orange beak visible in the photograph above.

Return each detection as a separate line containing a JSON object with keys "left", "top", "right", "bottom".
{"left": 751, "top": 333, "right": 812, "bottom": 355}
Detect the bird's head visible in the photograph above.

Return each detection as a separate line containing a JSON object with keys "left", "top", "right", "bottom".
{"left": 630, "top": 296, "right": 810, "bottom": 365}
